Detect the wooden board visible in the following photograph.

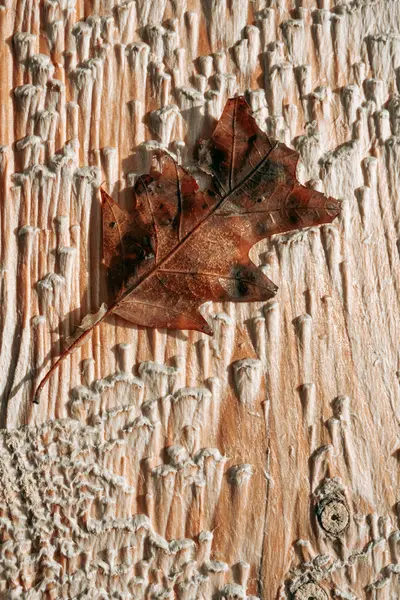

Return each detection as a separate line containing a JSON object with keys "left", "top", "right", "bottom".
{"left": 1, "top": 0, "right": 400, "bottom": 598}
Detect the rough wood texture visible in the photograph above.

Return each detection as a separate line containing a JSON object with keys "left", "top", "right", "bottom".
{"left": 1, "top": 0, "right": 400, "bottom": 598}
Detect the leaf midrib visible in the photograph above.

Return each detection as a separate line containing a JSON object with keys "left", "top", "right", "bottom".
{"left": 112, "top": 137, "right": 280, "bottom": 310}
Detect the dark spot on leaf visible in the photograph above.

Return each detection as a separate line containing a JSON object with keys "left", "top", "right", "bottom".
{"left": 256, "top": 222, "right": 269, "bottom": 235}
{"left": 109, "top": 222, "right": 117, "bottom": 228}
{"left": 237, "top": 280, "right": 249, "bottom": 296}
{"left": 257, "top": 160, "right": 285, "bottom": 183}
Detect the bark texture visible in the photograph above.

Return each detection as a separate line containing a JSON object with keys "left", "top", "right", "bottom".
{"left": 1, "top": 0, "right": 400, "bottom": 598}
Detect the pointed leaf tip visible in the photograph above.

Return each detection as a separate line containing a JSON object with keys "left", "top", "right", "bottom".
{"left": 327, "top": 197, "right": 341, "bottom": 218}
{"left": 201, "top": 320, "right": 213, "bottom": 336}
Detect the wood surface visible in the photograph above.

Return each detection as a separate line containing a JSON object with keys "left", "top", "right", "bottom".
{"left": 1, "top": 0, "right": 400, "bottom": 598}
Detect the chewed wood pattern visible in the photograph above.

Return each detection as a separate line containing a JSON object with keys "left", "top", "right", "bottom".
{"left": 1, "top": 0, "right": 400, "bottom": 598}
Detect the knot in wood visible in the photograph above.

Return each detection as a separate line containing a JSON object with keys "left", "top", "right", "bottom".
{"left": 294, "top": 582, "right": 328, "bottom": 600}
{"left": 318, "top": 498, "right": 349, "bottom": 535}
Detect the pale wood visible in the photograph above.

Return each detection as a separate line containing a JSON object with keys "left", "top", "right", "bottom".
{"left": 1, "top": 0, "right": 400, "bottom": 598}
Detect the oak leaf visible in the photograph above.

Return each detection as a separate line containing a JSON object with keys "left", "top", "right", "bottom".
{"left": 33, "top": 96, "right": 340, "bottom": 403}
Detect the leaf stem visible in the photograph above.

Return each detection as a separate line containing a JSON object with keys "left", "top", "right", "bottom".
{"left": 32, "top": 305, "right": 115, "bottom": 404}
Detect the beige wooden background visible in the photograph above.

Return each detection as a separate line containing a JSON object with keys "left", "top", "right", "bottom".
{"left": 1, "top": 0, "right": 400, "bottom": 598}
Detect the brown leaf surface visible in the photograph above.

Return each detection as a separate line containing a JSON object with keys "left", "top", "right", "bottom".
{"left": 34, "top": 96, "right": 340, "bottom": 402}
{"left": 102, "top": 96, "right": 340, "bottom": 333}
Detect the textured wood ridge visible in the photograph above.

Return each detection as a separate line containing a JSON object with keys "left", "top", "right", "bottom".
{"left": 1, "top": 0, "right": 400, "bottom": 598}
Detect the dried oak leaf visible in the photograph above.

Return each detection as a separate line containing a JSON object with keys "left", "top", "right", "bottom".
{"left": 34, "top": 96, "right": 340, "bottom": 403}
